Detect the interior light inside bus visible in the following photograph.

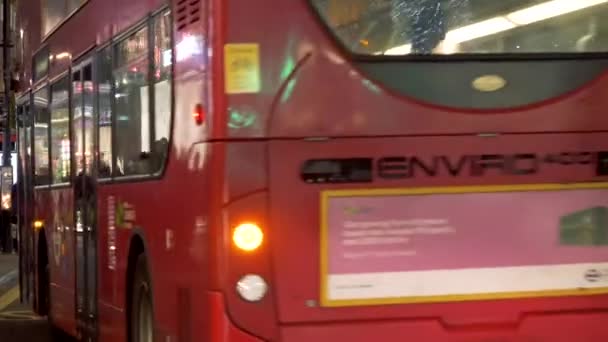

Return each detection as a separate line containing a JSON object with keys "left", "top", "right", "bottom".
{"left": 446, "top": 17, "right": 516, "bottom": 44}
{"left": 162, "top": 49, "right": 172, "bottom": 67}
{"left": 55, "top": 52, "right": 71, "bottom": 60}
{"left": 232, "top": 223, "right": 264, "bottom": 252}
{"left": 507, "top": 0, "right": 608, "bottom": 25}
{"left": 1, "top": 194, "right": 9, "bottom": 210}
{"left": 176, "top": 35, "right": 202, "bottom": 62}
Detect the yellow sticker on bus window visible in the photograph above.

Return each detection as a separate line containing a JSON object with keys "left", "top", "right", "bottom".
{"left": 224, "top": 43, "right": 261, "bottom": 94}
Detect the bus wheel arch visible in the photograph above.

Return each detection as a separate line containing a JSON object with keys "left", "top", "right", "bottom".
{"left": 126, "top": 233, "right": 155, "bottom": 342}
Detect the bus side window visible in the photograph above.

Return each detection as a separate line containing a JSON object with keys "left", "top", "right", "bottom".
{"left": 33, "top": 87, "right": 50, "bottom": 186}
{"left": 113, "top": 26, "right": 151, "bottom": 177}
{"left": 151, "top": 9, "right": 172, "bottom": 174}
{"left": 97, "top": 46, "right": 113, "bottom": 179}
{"left": 49, "top": 76, "right": 70, "bottom": 184}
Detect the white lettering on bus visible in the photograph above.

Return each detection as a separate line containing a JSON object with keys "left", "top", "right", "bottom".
{"left": 107, "top": 196, "right": 117, "bottom": 271}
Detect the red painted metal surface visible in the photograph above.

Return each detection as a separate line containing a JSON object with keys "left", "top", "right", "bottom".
{"left": 208, "top": 292, "right": 263, "bottom": 342}
{"left": 15, "top": 0, "right": 608, "bottom": 341}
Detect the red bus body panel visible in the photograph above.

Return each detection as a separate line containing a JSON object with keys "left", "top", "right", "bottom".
{"left": 221, "top": 0, "right": 608, "bottom": 341}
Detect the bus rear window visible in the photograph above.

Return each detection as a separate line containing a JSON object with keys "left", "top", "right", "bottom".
{"left": 310, "top": 0, "right": 608, "bottom": 55}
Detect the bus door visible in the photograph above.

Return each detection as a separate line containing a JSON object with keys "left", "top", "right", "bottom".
{"left": 71, "top": 59, "right": 98, "bottom": 340}
{"left": 17, "top": 94, "right": 33, "bottom": 304}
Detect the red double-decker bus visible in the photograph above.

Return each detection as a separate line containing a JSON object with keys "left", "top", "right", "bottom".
{"left": 14, "top": 0, "right": 608, "bottom": 341}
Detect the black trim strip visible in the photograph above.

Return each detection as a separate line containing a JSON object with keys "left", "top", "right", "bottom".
{"left": 357, "top": 59, "right": 608, "bottom": 110}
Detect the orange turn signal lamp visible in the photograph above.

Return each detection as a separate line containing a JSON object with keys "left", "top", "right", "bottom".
{"left": 232, "top": 222, "right": 263, "bottom": 252}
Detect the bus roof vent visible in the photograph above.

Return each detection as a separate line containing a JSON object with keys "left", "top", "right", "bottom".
{"left": 176, "top": 0, "right": 200, "bottom": 31}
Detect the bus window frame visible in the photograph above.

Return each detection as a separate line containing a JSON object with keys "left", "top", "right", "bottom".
{"left": 70, "top": 55, "right": 97, "bottom": 185}
{"left": 48, "top": 71, "right": 72, "bottom": 189}
{"left": 305, "top": 1, "right": 608, "bottom": 62}
{"left": 31, "top": 83, "right": 51, "bottom": 191}
{"left": 32, "top": 45, "right": 50, "bottom": 85}
{"left": 111, "top": 21, "right": 151, "bottom": 179}
{"left": 94, "top": 6, "right": 173, "bottom": 185}
{"left": 16, "top": 93, "right": 32, "bottom": 172}
{"left": 27, "top": 5, "right": 174, "bottom": 189}
{"left": 16, "top": 94, "right": 30, "bottom": 179}
{"left": 95, "top": 42, "right": 114, "bottom": 185}
{"left": 150, "top": 6, "right": 174, "bottom": 179}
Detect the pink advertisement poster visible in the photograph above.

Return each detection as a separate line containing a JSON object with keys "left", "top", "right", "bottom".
{"left": 321, "top": 185, "right": 608, "bottom": 306}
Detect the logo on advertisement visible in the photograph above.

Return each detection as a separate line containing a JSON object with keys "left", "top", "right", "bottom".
{"left": 584, "top": 269, "right": 608, "bottom": 283}
{"left": 116, "top": 200, "right": 136, "bottom": 229}
{"left": 343, "top": 206, "right": 373, "bottom": 215}
{"left": 596, "top": 152, "right": 608, "bottom": 176}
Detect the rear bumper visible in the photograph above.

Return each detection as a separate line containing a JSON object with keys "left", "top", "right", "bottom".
{"left": 278, "top": 312, "right": 608, "bottom": 342}
{"left": 211, "top": 292, "right": 608, "bottom": 341}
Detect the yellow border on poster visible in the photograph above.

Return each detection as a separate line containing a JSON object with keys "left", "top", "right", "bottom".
{"left": 320, "top": 182, "right": 608, "bottom": 308}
